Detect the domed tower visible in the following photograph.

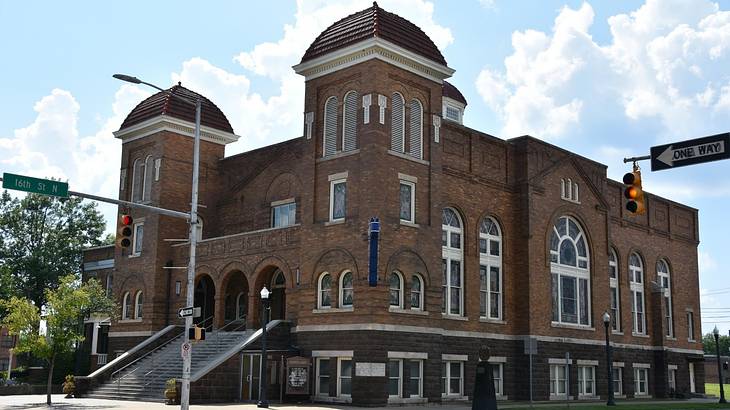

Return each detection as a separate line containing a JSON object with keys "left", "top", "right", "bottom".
{"left": 111, "top": 84, "right": 239, "bottom": 334}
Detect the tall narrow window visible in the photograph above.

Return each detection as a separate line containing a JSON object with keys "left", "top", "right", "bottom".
{"left": 613, "top": 367, "right": 623, "bottom": 395}
{"left": 342, "top": 91, "right": 358, "bottom": 152}
{"left": 687, "top": 311, "right": 695, "bottom": 341}
{"left": 442, "top": 208, "right": 463, "bottom": 316}
{"left": 577, "top": 366, "right": 595, "bottom": 396}
{"left": 338, "top": 358, "right": 352, "bottom": 397}
{"left": 316, "top": 358, "right": 330, "bottom": 396}
{"left": 399, "top": 181, "right": 415, "bottom": 223}
{"left": 323, "top": 96, "right": 338, "bottom": 157}
{"left": 340, "top": 271, "right": 353, "bottom": 308}
{"left": 657, "top": 259, "right": 673, "bottom": 337}
{"left": 550, "top": 364, "right": 567, "bottom": 396}
{"left": 122, "top": 292, "right": 131, "bottom": 320}
{"left": 329, "top": 179, "right": 346, "bottom": 222}
{"left": 550, "top": 216, "right": 591, "bottom": 325}
{"left": 408, "top": 360, "right": 423, "bottom": 397}
{"left": 408, "top": 99, "right": 423, "bottom": 159}
{"left": 410, "top": 274, "right": 424, "bottom": 310}
{"left": 629, "top": 253, "right": 646, "bottom": 335}
{"left": 132, "top": 221, "right": 144, "bottom": 256}
{"left": 492, "top": 363, "right": 503, "bottom": 396}
{"left": 479, "top": 217, "right": 502, "bottom": 320}
{"left": 105, "top": 274, "right": 113, "bottom": 297}
{"left": 441, "top": 361, "right": 463, "bottom": 397}
{"left": 634, "top": 367, "right": 649, "bottom": 396}
{"left": 390, "top": 272, "right": 403, "bottom": 308}
{"left": 131, "top": 158, "right": 144, "bottom": 202}
{"left": 609, "top": 248, "right": 621, "bottom": 331}
{"left": 388, "top": 359, "right": 402, "bottom": 398}
{"left": 134, "top": 291, "right": 143, "bottom": 319}
{"left": 318, "top": 273, "right": 332, "bottom": 309}
{"left": 391, "top": 93, "right": 405, "bottom": 153}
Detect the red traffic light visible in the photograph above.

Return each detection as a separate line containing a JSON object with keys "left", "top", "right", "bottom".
{"left": 117, "top": 214, "right": 134, "bottom": 249}
{"left": 121, "top": 214, "right": 133, "bottom": 225}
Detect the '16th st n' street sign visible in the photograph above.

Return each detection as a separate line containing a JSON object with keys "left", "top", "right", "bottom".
{"left": 651, "top": 133, "right": 730, "bottom": 171}
{"left": 2, "top": 173, "right": 69, "bottom": 198}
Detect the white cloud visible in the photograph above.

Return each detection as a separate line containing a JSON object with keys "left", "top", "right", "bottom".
{"left": 475, "top": 0, "right": 730, "bottom": 142}
{"left": 699, "top": 250, "right": 718, "bottom": 273}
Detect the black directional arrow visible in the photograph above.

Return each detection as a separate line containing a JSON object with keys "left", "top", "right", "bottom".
{"left": 650, "top": 133, "right": 730, "bottom": 171}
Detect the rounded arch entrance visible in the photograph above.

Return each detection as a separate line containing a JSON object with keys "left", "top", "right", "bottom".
{"left": 193, "top": 274, "right": 215, "bottom": 327}
{"left": 252, "top": 263, "right": 289, "bottom": 327}
{"left": 220, "top": 270, "right": 249, "bottom": 329}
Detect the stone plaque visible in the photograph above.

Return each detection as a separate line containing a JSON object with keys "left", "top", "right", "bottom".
{"left": 355, "top": 362, "right": 385, "bottom": 377}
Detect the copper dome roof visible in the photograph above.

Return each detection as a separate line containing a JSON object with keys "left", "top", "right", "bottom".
{"left": 119, "top": 83, "right": 233, "bottom": 133}
{"left": 301, "top": 2, "right": 447, "bottom": 66}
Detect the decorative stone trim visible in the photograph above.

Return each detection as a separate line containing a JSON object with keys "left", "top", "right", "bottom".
{"left": 388, "top": 351, "right": 427, "bottom": 359}
{"left": 442, "top": 354, "right": 468, "bottom": 361}
{"left": 312, "top": 350, "right": 353, "bottom": 357}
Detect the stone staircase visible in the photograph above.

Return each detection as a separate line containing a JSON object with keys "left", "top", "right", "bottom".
{"left": 87, "top": 330, "right": 255, "bottom": 402}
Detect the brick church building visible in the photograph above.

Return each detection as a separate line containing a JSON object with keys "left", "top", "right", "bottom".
{"left": 81, "top": 2, "right": 704, "bottom": 405}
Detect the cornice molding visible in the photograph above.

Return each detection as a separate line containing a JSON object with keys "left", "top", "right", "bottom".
{"left": 113, "top": 115, "right": 241, "bottom": 146}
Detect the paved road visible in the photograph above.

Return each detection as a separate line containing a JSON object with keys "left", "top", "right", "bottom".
{"left": 0, "top": 395, "right": 726, "bottom": 410}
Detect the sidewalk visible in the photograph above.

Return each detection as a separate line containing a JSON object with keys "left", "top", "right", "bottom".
{"left": 0, "top": 395, "right": 727, "bottom": 410}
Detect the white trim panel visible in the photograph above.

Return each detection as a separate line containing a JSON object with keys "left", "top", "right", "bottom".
{"left": 312, "top": 350, "right": 354, "bottom": 358}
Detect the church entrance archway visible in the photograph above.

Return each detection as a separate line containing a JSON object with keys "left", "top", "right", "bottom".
{"left": 194, "top": 274, "right": 215, "bottom": 328}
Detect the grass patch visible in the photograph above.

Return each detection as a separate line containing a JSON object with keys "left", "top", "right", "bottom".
{"left": 706, "top": 383, "right": 721, "bottom": 397}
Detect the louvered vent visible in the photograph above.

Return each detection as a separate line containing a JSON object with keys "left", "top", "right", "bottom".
{"left": 343, "top": 91, "right": 358, "bottom": 152}
{"left": 409, "top": 99, "right": 423, "bottom": 159}
{"left": 391, "top": 93, "right": 405, "bottom": 153}
{"left": 324, "top": 96, "right": 338, "bottom": 157}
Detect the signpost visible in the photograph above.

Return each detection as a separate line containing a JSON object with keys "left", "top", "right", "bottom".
{"left": 178, "top": 307, "right": 195, "bottom": 318}
{"left": 2, "top": 173, "right": 68, "bottom": 198}
{"left": 651, "top": 133, "right": 730, "bottom": 171}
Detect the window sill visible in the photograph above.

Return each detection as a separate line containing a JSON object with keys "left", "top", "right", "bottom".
{"left": 442, "top": 313, "right": 468, "bottom": 321}
{"left": 551, "top": 322, "right": 594, "bottom": 331}
{"left": 317, "top": 148, "right": 360, "bottom": 163}
{"left": 614, "top": 394, "right": 626, "bottom": 399}
{"left": 577, "top": 395, "right": 600, "bottom": 400}
{"left": 387, "top": 397, "right": 427, "bottom": 404}
{"left": 550, "top": 395, "right": 574, "bottom": 401}
{"left": 399, "top": 220, "right": 419, "bottom": 228}
{"left": 312, "top": 307, "right": 353, "bottom": 314}
{"left": 387, "top": 149, "right": 430, "bottom": 166}
{"left": 325, "top": 219, "right": 345, "bottom": 226}
{"left": 665, "top": 336, "right": 677, "bottom": 341}
{"left": 632, "top": 333, "right": 650, "bottom": 338}
{"left": 479, "top": 317, "right": 505, "bottom": 324}
{"left": 688, "top": 338, "right": 697, "bottom": 343}
{"left": 389, "top": 307, "right": 428, "bottom": 316}
{"left": 441, "top": 395, "right": 468, "bottom": 401}
{"left": 119, "top": 319, "right": 142, "bottom": 323}
{"left": 612, "top": 331, "right": 624, "bottom": 335}
{"left": 128, "top": 253, "right": 141, "bottom": 259}
{"left": 634, "top": 394, "right": 652, "bottom": 399}
{"left": 496, "top": 395, "right": 508, "bottom": 401}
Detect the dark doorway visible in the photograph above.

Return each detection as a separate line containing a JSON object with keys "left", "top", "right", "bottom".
{"left": 194, "top": 275, "right": 215, "bottom": 328}
{"left": 269, "top": 269, "right": 286, "bottom": 321}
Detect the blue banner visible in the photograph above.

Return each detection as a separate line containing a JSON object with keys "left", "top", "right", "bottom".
{"left": 368, "top": 217, "right": 380, "bottom": 287}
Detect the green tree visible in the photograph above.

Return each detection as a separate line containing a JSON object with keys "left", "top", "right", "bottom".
{"left": 702, "top": 332, "right": 730, "bottom": 355}
{"left": 0, "top": 190, "right": 106, "bottom": 309}
{"left": 2, "top": 275, "right": 114, "bottom": 405}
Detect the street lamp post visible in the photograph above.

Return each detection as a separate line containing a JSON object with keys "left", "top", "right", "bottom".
{"left": 603, "top": 311, "right": 615, "bottom": 406}
{"left": 258, "top": 287, "right": 270, "bottom": 408}
{"left": 112, "top": 74, "right": 201, "bottom": 410}
{"left": 714, "top": 326, "right": 727, "bottom": 404}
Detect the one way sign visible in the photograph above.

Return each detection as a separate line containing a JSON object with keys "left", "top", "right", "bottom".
{"left": 178, "top": 306, "right": 201, "bottom": 318}
{"left": 651, "top": 133, "right": 730, "bottom": 171}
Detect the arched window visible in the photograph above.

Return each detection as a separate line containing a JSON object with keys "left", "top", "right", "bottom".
{"left": 389, "top": 272, "right": 403, "bottom": 308}
{"left": 442, "top": 208, "right": 463, "bottom": 316}
{"left": 317, "top": 273, "right": 332, "bottom": 309}
{"left": 122, "top": 292, "right": 131, "bottom": 320}
{"left": 131, "top": 159, "right": 144, "bottom": 202}
{"left": 609, "top": 248, "right": 620, "bottom": 332}
{"left": 391, "top": 93, "right": 405, "bottom": 153}
{"left": 479, "top": 217, "right": 502, "bottom": 320}
{"left": 410, "top": 274, "right": 424, "bottom": 311}
{"left": 272, "top": 270, "right": 286, "bottom": 288}
{"left": 342, "top": 91, "right": 358, "bottom": 152}
{"left": 195, "top": 216, "right": 204, "bottom": 241}
{"left": 323, "top": 96, "right": 338, "bottom": 157}
{"left": 629, "top": 253, "right": 645, "bottom": 334}
{"left": 550, "top": 216, "right": 590, "bottom": 325}
{"left": 657, "top": 259, "right": 673, "bottom": 337}
{"left": 236, "top": 292, "right": 246, "bottom": 320}
{"left": 340, "top": 271, "right": 354, "bottom": 308}
{"left": 134, "top": 291, "right": 144, "bottom": 319}
{"left": 143, "top": 156, "right": 153, "bottom": 202}
{"left": 408, "top": 99, "right": 423, "bottom": 159}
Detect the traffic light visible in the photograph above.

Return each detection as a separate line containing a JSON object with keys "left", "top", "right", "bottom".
{"left": 189, "top": 326, "right": 205, "bottom": 341}
{"left": 117, "top": 214, "right": 133, "bottom": 248}
{"left": 623, "top": 166, "right": 645, "bottom": 215}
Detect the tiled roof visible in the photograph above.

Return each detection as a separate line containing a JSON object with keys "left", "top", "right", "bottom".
{"left": 443, "top": 81, "right": 467, "bottom": 106}
{"left": 119, "top": 83, "right": 233, "bottom": 133}
{"left": 301, "top": 2, "right": 447, "bottom": 66}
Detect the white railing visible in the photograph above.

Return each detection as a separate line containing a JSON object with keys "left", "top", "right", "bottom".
{"left": 97, "top": 354, "right": 108, "bottom": 366}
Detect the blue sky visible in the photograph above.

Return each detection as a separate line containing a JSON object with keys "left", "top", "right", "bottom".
{"left": 1, "top": 0, "right": 729, "bottom": 335}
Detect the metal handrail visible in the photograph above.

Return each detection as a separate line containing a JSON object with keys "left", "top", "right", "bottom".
{"left": 112, "top": 327, "right": 184, "bottom": 396}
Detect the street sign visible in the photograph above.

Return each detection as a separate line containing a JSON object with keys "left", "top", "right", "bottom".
{"left": 2, "top": 173, "right": 69, "bottom": 198}
{"left": 178, "top": 306, "right": 195, "bottom": 318}
{"left": 181, "top": 341, "right": 191, "bottom": 359}
{"left": 651, "top": 133, "right": 730, "bottom": 171}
